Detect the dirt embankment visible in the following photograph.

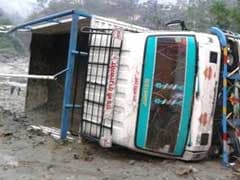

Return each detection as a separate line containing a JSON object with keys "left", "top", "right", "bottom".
{"left": 0, "top": 54, "right": 239, "bottom": 180}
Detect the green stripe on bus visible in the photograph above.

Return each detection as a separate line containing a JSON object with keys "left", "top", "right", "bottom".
{"left": 136, "top": 37, "right": 156, "bottom": 148}
{"left": 174, "top": 36, "right": 196, "bottom": 155}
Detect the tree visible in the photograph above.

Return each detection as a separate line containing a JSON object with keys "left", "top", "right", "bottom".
{"left": 208, "top": 0, "right": 240, "bottom": 32}
{"left": 30, "top": 0, "right": 140, "bottom": 23}
{"left": 209, "top": 0, "right": 232, "bottom": 29}
{"left": 37, "top": 0, "right": 49, "bottom": 9}
{"left": 110, "top": 0, "right": 140, "bottom": 21}
{"left": 0, "top": 9, "right": 12, "bottom": 25}
{"left": 185, "top": 0, "right": 213, "bottom": 32}
{"left": 24, "top": 0, "right": 240, "bottom": 32}
{"left": 229, "top": 0, "right": 240, "bottom": 31}
{"left": 137, "top": 0, "right": 166, "bottom": 29}
{"left": 0, "top": 9, "right": 25, "bottom": 55}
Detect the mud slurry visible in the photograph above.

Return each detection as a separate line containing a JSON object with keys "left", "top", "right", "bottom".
{"left": 0, "top": 55, "right": 239, "bottom": 180}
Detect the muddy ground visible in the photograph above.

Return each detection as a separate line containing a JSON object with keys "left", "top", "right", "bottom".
{"left": 0, "top": 54, "right": 239, "bottom": 180}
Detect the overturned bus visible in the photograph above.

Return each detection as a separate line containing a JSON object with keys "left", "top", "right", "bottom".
{"left": 6, "top": 10, "right": 240, "bottom": 162}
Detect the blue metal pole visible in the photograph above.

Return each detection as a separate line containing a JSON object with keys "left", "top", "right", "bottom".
{"left": 9, "top": 10, "right": 75, "bottom": 33}
{"left": 60, "top": 13, "right": 79, "bottom": 139}
{"left": 222, "top": 47, "right": 229, "bottom": 165}
{"left": 209, "top": 27, "right": 229, "bottom": 166}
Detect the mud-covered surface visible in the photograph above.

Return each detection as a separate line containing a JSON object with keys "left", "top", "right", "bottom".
{"left": 0, "top": 54, "right": 239, "bottom": 180}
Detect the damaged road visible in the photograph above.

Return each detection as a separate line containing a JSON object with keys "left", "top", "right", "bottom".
{"left": 0, "top": 107, "right": 238, "bottom": 180}
{"left": 0, "top": 55, "right": 239, "bottom": 180}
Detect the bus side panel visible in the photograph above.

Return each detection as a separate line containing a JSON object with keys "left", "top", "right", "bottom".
{"left": 111, "top": 33, "right": 147, "bottom": 147}
{"left": 184, "top": 34, "right": 221, "bottom": 155}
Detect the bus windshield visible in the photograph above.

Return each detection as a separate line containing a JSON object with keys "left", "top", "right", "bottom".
{"left": 146, "top": 37, "right": 187, "bottom": 153}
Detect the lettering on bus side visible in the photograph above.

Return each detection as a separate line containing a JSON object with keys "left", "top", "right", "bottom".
{"left": 106, "top": 62, "right": 117, "bottom": 110}
{"left": 104, "top": 55, "right": 119, "bottom": 119}
{"left": 142, "top": 78, "right": 150, "bottom": 107}
{"left": 133, "top": 69, "right": 140, "bottom": 103}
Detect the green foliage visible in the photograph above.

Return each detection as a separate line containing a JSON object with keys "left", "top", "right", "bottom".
{"left": 138, "top": 0, "right": 163, "bottom": 29}
{"left": 0, "top": 35, "right": 14, "bottom": 49}
{"left": 208, "top": 0, "right": 240, "bottom": 32}
{"left": 2, "top": 0, "right": 240, "bottom": 57}
{"left": 10, "top": 0, "right": 240, "bottom": 33}
{"left": 0, "top": 34, "right": 26, "bottom": 55}
{"left": 36, "top": 0, "right": 49, "bottom": 9}
{"left": 0, "top": 18, "right": 11, "bottom": 25}
{"left": 185, "top": 0, "right": 213, "bottom": 31}
{"left": 210, "top": 0, "right": 232, "bottom": 29}
{"left": 29, "top": 0, "right": 80, "bottom": 20}
{"left": 230, "top": 3, "right": 240, "bottom": 31}
{"left": 0, "top": 11, "right": 25, "bottom": 55}
{"left": 30, "top": 0, "right": 140, "bottom": 23}
{"left": 0, "top": 11, "right": 12, "bottom": 25}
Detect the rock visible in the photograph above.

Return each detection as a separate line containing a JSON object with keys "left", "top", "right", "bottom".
{"left": 39, "top": 139, "right": 45, "bottom": 144}
{"left": 162, "top": 175, "right": 168, "bottom": 180}
{"left": 77, "top": 137, "right": 82, "bottom": 144}
{"left": 175, "top": 166, "right": 198, "bottom": 176}
{"left": 194, "top": 177, "right": 201, "bottom": 180}
{"left": 0, "top": 132, "right": 13, "bottom": 137}
{"left": 12, "top": 113, "right": 18, "bottom": 122}
{"left": 231, "top": 161, "right": 240, "bottom": 174}
{"left": 102, "top": 177, "right": 109, "bottom": 180}
{"left": 129, "top": 160, "right": 136, "bottom": 165}
{"left": 33, "top": 139, "right": 46, "bottom": 147}
{"left": 0, "top": 153, "right": 19, "bottom": 168}
{"left": 43, "top": 174, "right": 53, "bottom": 180}
{"left": 158, "top": 173, "right": 169, "bottom": 180}
{"left": 73, "top": 153, "right": 80, "bottom": 160}
{"left": 27, "top": 126, "right": 44, "bottom": 136}
{"left": 27, "top": 126, "right": 34, "bottom": 132}
{"left": 18, "top": 114, "right": 27, "bottom": 119}
{"left": 86, "top": 150, "right": 93, "bottom": 156}
{"left": 97, "top": 168, "right": 102, "bottom": 172}
{"left": 3, "top": 166, "right": 8, "bottom": 171}
{"left": 84, "top": 156, "right": 94, "bottom": 162}
{"left": 191, "top": 166, "right": 199, "bottom": 173}
{"left": 47, "top": 164, "right": 55, "bottom": 170}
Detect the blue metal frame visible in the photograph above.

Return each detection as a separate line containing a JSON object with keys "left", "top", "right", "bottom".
{"left": 9, "top": 10, "right": 92, "bottom": 139}
{"left": 8, "top": 10, "right": 91, "bottom": 33}
{"left": 209, "top": 27, "right": 227, "bottom": 47}
{"left": 60, "top": 13, "right": 80, "bottom": 139}
{"left": 210, "top": 27, "right": 229, "bottom": 166}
